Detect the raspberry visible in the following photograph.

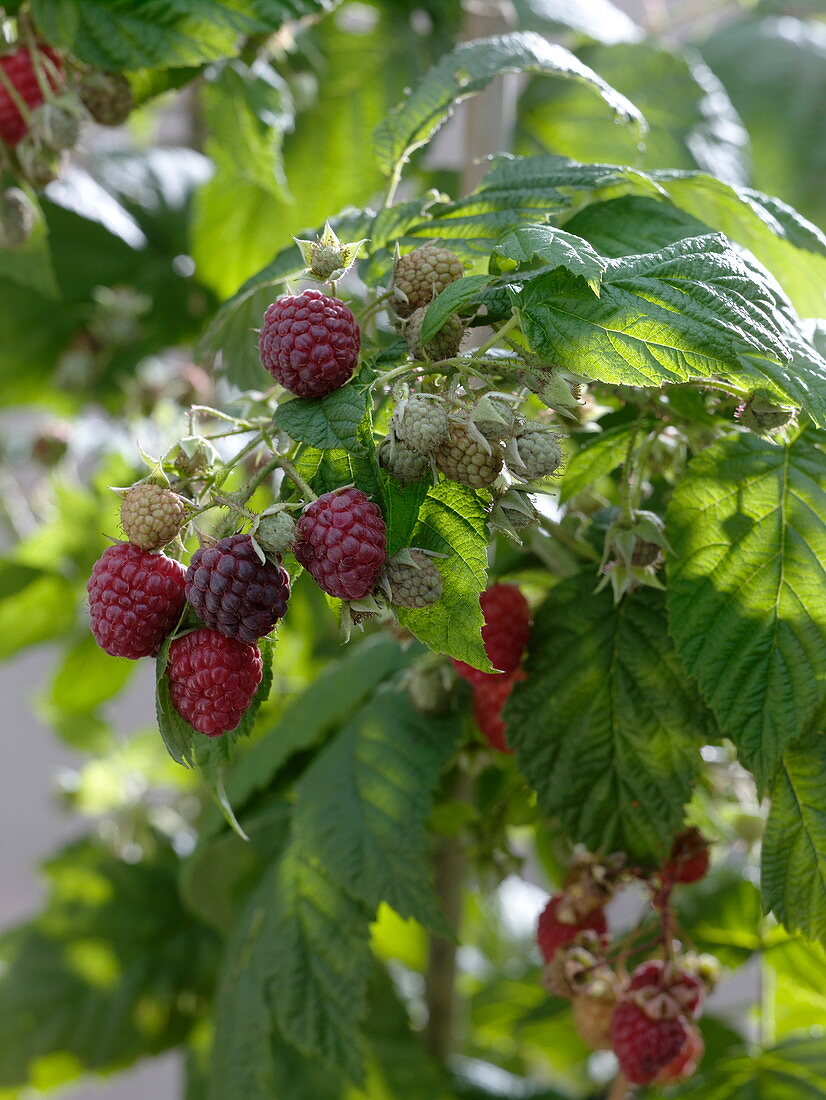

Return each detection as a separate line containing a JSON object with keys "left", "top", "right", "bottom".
{"left": 87, "top": 543, "right": 186, "bottom": 659}
{"left": 377, "top": 430, "right": 429, "bottom": 484}
{"left": 627, "top": 960, "right": 704, "bottom": 1019}
{"left": 611, "top": 1001, "right": 691, "bottom": 1085}
{"left": 506, "top": 424, "right": 564, "bottom": 481}
{"left": 392, "top": 245, "right": 463, "bottom": 318}
{"left": 572, "top": 991, "right": 616, "bottom": 1051}
{"left": 654, "top": 1024, "right": 703, "bottom": 1083}
{"left": 31, "top": 100, "right": 81, "bottom": 152}
{"left": 472, "top": 666, "right": 524, "bottom": 752}
{"left": 403, "top": 661, "right": 453, "bottom": 715}
{"left": 392, "top": 394, "right": 449, "bottom": 455}
{"left": 259, "top": 290, "right": 360, "bottom": 398}
{"left": 436, "top": 422, "right": 503, "bottom": 488}
{"left": 120, "top": 483, "right": 186, "bottom": 551}
{"left": 470, "top": 396, "right": 517, "bottom": 442}
{"left": 536, "top": 895, "right": 609, "bottom": 964}
{"left": 0, "top": 186, "right": 35, "bottom": 248}
{"left": 384, "top": 549, "right": 443, "bottom": 609}
{"left": 294, "top": 487, "right": 386, "bottom": 600}
{"left": 79, "top": 72, "right": 133, "bottom": 126}
{"left": 254, "top": 510, "right": 296, "bottom": 555}
{"left": 453, "top": 583, "right": 531, "bottom": 683}
{"left": 185, "top": 533, "right": 290, "bottom": 643}
{"left": 167, "top": 627, "right": 262, "bottom": 737}
{"left": 663, "top": 827, "right": 710, "bottom": 885}
{"left": 736, "top": 395, "right": 795, "bottom": 435}
{"left": 405, "top": 307, "right": 465, "bottom": 361}
{"left": 0, "top": 44, "right": 63, "bottom": 146}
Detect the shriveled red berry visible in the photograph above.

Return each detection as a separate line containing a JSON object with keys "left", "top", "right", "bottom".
{"left": 611, "top": 1000, "right": 691, "bottom": 1085}
{"left": 663, "top": 827, "right": 711, "bottom": 884}
{"left": 87, "top": 543, "right": 186, "bottom": 659}
{"left": 185, "top": 533, "right": 290, "bottom": 644}
{"left": 627, "top": 960, "right": 704, "bottom": 1019}
{"left": 294, "top": 487, "right": 386, "bottom": 601}
{"left": 258, "top": 290, "right": 360, "bottom": 398}
{"left": 654, "top": 1024, "right": 704, "bottom": 1082}
{"left": 167, "top": 627, "right": 262, "bottom": 737}
{"left": 472, "top": 666, "right": 525, "bottom": 752}
{"left": 453, "top": 583, "right": 531, "bottom": 684}
{"left": 536, "top": 895, "right": 609, "bottom": 964}
{"left": 0, "top": 45, "right": 64, "bottom": 146}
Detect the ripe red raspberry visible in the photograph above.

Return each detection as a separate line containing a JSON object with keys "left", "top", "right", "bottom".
{"left": 663, "top": 827, "right": 711, "bottom": 884}
{"left": 0, "top": 45, "right": 63, "bottom": 146}
{"left": 185, "top": 533, "right": 290, "bottom": 644}
{"left": 654, "top": 1024, "right": 703, "bottom": 1082}
{"left": 537, "top": 895, "right": 609, "bottom": 964}
{"left": 294, "top": 487, "right": 386, "bottom": 601}
{"left": 472, "top": 666, "right": 524, "bottom": 752}
{"left": 453, "top": 583, "right": 531, "bottom": 684}
{"left": 167, "top": 627, "right": 262, "bottom": 737}
{"left": 258, "top": 290, "right": 360, "bottom": 398}
{"left": 627, "top": 960, "right": 704, "bottom": 1019}
{"left": 611, "top": 1000, "right": 691, "bottom": 1085}
{"left": 87, "top": 543, "right": 186, "bottom": 659}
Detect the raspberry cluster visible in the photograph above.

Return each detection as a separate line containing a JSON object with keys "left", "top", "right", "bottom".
{"left": 453, "top": 583, "right": 532, "bottom": 752}
{"left": 535, "top": 835, "right": 716, "bottom": 1088}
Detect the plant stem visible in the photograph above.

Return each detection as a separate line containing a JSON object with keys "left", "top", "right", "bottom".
{"left": 607, "top": 1072, "right": 634, "bottom": 1100}
{"left": 471, "top": 312, "right": 519, "bottom": 359}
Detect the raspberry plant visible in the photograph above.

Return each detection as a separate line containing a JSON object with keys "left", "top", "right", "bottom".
{"left": 0, "top": 2, "right": 825, "bottom": 1099}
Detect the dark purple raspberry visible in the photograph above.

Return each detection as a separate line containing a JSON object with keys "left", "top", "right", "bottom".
{"left": 258, "top": 289, "right": 360, "bottom": 398}
{"left": 294, "top": 487, "right": 386, "bottom": 601}
{"left": 185, "top": 533, "right": 290, "bottom": 643}
{"left": 87, "top": 543, "right": 186, "bottom": 659}
{"left": 167, "top": 627, "right": 263, "bottom": 737}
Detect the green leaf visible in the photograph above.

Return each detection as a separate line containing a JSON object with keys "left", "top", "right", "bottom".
{"left": 490, "top": 223, "right": 607, "bottom": 293}
{"left": 675, "top": 871, "right": 766, "bottom": 968}
{"left": 676, "top": 1035, "right": 826, "bottom": 1099}
{"left": 765, "top": 936, "right": 826, "bottom": 1038}
{"left": 666, "top": 432, "right": 826, "bottom": 789}
{"left": 0, "top": 566, "right": 76, "bottom": 658}
{"left": 559, "top": 422, "right": 645, "bottom": 503}
{"left": 515, "top": 234, "right": 826, "bottom": 424}
{"left": 420, "top": 273, "right": 490, "bottom": 343}
{"left": 374, "top": 30, "right": 645, "bottom": 178}
{"left": 40, "top": 632, "right": 134, "bottom": 750}
{"left": 397, "top": 481, "right": 491, "bottom": 670}
{"left": 563, "top": 194, "right": 714, "bottom": 257}
{"left": 0, "top": 838, "right": 218, "bottom": 1092}
{"left": 272, "top": 377, "right": 370, "bottom": 454}
{"left": 763, "top": 732, "right": 826, "bottom": 945}
{"left": 223, "top": 635, "right": 414, "bottom": 816}
{"left": 30, "top": 0, "right": 336, "bottom": 70}
{"left": 155, "top": 634, "right": 196, "bottom": 768}
{"left": 293, "top": 689, "right": 461, "bottom": 931}
{"left": 0, "top": 199, "right": 58, "bottom": 299}
{"left": 506, "top": 578, "right": 705, "bottom": 861}
{"left": 518, "top": 41, "right": 748, "bottom": 184}
{"left": 211, "top": 842, "right": 373, "bottom": 1091}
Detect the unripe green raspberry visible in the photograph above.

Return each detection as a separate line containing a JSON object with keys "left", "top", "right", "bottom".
{"left": 120, "top": 483, "right": 186, "bottom": 550}
{"left": 377, "top": 430, "right": 430, "bottom": 484}
{"left": 507, "top": 425, "right": 564, "bottom": 480}
{"left": 392, "top": 244, "right": 464, "bottom": 318}
{"left": 405, "top": 307, "right": 464, "bottom": 361}
{"left": 254, "top": 510, "right": 296, "bottom": 555}
{"left": 0, "top": 187, "right": 36, "bottom": 248}
{"left": 31, "top": 100, "right": 82, "bottom": 152}
{"left": 392, "top": 393, "right": 449, "bottom": 455}
{"left": 436, "top": 422, "right": 503, "bottom": 488}
{"left": 79, "top": 72, "right": 133, "bottom": 126}
{"left": 384, "top": 549, "right": 443, "bottom": 608}
{"left": 403, "top": 661, "right": 453, "bottom": 715}
{"left": 736, "top": 395, "right": 795, "bottom": 435}
{"left": 470, "top": 395, "right": 517, "bottom": 442}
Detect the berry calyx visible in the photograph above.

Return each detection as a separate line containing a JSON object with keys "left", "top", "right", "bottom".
{"left": 259, "top": 290, "right": 360, "bottom": 398}
{"left": 294, "top": 487, "right": 387, "bottom": 601}
{"left": 120, "top": 483, "right": 186, "bottom": 550}
{"left": 663, "top": 827, "right": 710, "bottom": 885}
{"left": 453, "top": 583, "right": 531, "bottom": 683}
{"left": 0, "top": 44, "right": 64, "bottom": 146}
{"left": 392, "top": 393, "right": 449, "bottom": 455}
{"left": 536, "top": 895, "right": 609, "bottom": 964}
{"left": 185, "top": 533, "right": 291, "bottom": 644}
{"left": 167, "top": 627, "right": 262, "bottom": 737}
{"left": 436, "top": 421, "right": 503, "bottom": 489}
{"left": 87, "top": 543, "right": 186, "bottom": 659}
{"left": 392, "top": 244, "right": 463, "bottom": 318}
{"left": 384, "top": 549, "right": 443, "bottom": 609}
